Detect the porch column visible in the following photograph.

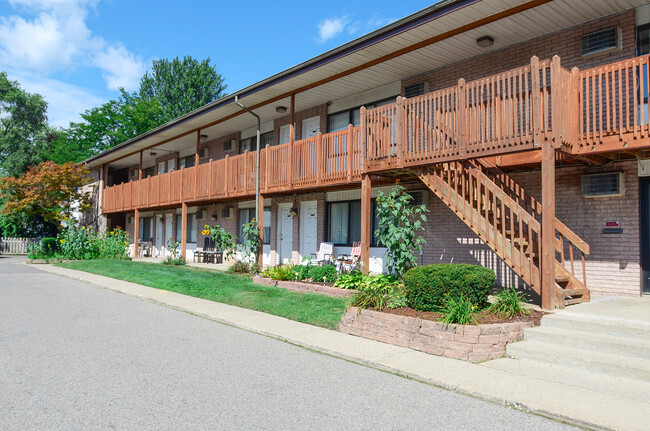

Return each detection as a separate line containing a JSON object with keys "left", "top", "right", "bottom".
{"left": 139, "top": 151, "right": 143, "bottom": 180}
{"left": 360, "top": 173, "right": 371, "bottom": 274}
{"left": 541, "top": 128, "right": 556, "bottom": 310}
{"left": 181, "top": 202, "right": 188, "bottom": 260}
{"left": 289, "top": 94, "right": 295, "bottom": 189}
{"left": 133, "top": 209, "right": 140, "bottom": 258}
{"left": 258, "top": 194, "right": 264, "bottom": 266}
{"left": 195, "top": 130, "right": 200, "bottom": 201}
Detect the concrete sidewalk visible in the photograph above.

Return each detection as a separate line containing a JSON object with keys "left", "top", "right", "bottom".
{"left": 33, "top": 263, "right": 649, "bottom": 431}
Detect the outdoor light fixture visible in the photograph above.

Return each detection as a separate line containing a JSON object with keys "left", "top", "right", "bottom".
{"left": 476, "top": 36, "right": 494, "bottom": 48}
{"left": 200, "top": 134, "right": 208, "bottom": 142}
{"left": 211, "top": 213, "right": 218, "bottom": 221}
{"left": 276, "top": 106, "right": 288, "bottom": 113}
{"left": 289, "top": 195, "right": 299, "bottom": 216}
{"left": 149, "top": 150, "right": 157, "bottom": 157}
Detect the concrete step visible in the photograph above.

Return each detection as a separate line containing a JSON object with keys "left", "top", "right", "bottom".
{"left": 506, "top": 340, "right": 650, "bottom": 382}
{"left": 524, "top": 326, "right": 650, "bottom": 360}
{"left": 541, "top": 311, "right": 650, "bottom": 341}
{"left": 483, "top": 357, "right": 650, "bottom": 403}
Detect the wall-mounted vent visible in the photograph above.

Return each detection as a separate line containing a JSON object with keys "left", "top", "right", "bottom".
{"left": 581, "top": 172, "right": 623, "bottom": 197}
{"left": 581, "top": 27, "right": 619, "bottom": 56}
{"left": 221, "top": 207, "right": 233, "bottom": 220}
{"left": 223, "top": 140, "right": 234, "bottom": 152}
{"left": 407, "top": 190, "right": 428, "bottom": 206}
{"left": 404, "top": 82, "right": 426, "bottom": 98}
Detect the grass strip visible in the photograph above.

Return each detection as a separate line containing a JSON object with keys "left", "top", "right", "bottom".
{"left": 56, "top": 260, "right": 346, "bottom": 329}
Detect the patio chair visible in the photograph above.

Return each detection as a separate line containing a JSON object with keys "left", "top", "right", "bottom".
{"left": 336, "top": 241, "right": 361, "bottom": 274}
{"left": 311, "top": 242, "right": 334, "bottom": 266}
{"left": 138, "top": 241, "right": 153, "bottom": 257}
{"left": 194, "top": 237, "right": 220, "bottom": 263}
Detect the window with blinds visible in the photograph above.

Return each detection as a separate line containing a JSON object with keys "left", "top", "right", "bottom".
{"left": 580, "top": 27, "right": 619, "bottom": 56}
{"left": 581, "top": 172, "right": 623, "bottom": 197}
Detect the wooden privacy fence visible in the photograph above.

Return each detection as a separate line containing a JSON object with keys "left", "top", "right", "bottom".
{"left": 0, "top": 237, "right": 40, "bottom": 255}
{"left": 102, "top": 54, "right": 650, "bottom": 213}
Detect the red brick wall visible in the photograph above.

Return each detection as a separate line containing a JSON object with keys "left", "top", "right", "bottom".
{"left": 403, "top": 11, "right": 637, "bottom": 93}
{"left": 419, "top": 160, "right": 641, "bottom": 298}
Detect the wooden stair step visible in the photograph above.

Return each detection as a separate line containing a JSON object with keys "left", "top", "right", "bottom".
{"left": 562, "top": 288, "right": 587, "bottom": 297}
{"left": 555, "top": 274, "right": 571, "bottom": 283}
{"left": 564, "top": 297, "right": 588, "bottom": 306}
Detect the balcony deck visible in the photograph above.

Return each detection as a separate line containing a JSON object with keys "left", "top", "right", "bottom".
{"left": 102, "top": 55, "right": 650, "bottom": 214}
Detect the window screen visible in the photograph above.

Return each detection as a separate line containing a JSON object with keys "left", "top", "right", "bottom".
{"left": 581, "top": 28, "right": 618, "bottom": 56}
{"left": 581, "top": 172, "right": 622, "bottom": 197}
{"left": 404, "top": 82, "right": 426, "bottom": 98}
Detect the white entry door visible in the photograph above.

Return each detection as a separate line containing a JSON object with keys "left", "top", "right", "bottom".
{"left": 302, "top": 116, "right": 320, "bottom": 139}
{"left": 155, "top": 215, "right": 164, "bottom": 257}
{"left": 300, "top": 201, "right": 318, "bottom": 260}
{"left": 277, "top": 203, "right": 293, "bottom": 264}
{"left": 165, "top": 214, "right": 173, "bottom": 256}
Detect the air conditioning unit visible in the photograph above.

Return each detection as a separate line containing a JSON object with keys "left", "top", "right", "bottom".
{"left": 196, "top": 210, "right": 205, "bottom": 220}
{"left": 221, "top": 207, "right": 233, "bottom": 220}
{"left": 408, "top": 190, "right": 428, "bottom": 206}
{"left": 223, "top": 140, "right": 234, "bottom": 153}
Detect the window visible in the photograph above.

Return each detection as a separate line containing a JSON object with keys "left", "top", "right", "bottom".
{"left": 223, "top": 140, "right": 234, "bottom": 152}
{"left": 404, "top": 82, "right": 426, "bottom": 98}
{"left": 580, "top": 27, "right": 619, "bottom": 56}
{"left": 240, "top": 132, "right": 274, "bottom": 153}
{"left": 238, "top": 207, "right": 270, "bottom": 244}
{"left": 326, "top": 200, "right": 381, "bottom": 246}
{"left": 638, "top": 24, "right": 650, "bottom": 56}
{"left": 178, "top": 155, "right": 195, "bottom": 169}
{"left": 175, "top": 213, "right": 197, "bottom": 243}
{"left": 142, "top": 166, "right": 155, "bottom": 178}
{"left": 327, "top": 98, "right": 395, "bottom": 132}
{"left": 581, "top": 172, "right": 624, "bottom": 197}
{"left": 138, "top": 217, "right": 153, "bottom": 242}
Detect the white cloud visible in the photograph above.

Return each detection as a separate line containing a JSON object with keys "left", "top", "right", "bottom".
{"left": 0, "top": 0, "right": 145, "bottom": 91}
{"left": 317, "top": 16, "right": 349, "bottom": 43}
{"left": 8, "top": 70, "right": 105, "bottom": 127}
{"left": 94, "top": 44, "right": 146, "bottom": 91}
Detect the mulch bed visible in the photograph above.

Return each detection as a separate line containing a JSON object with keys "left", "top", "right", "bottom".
{"left": 379, "top": 307, "right": 546, "bottom": 326}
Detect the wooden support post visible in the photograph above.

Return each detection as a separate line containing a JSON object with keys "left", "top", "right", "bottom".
{"left": 570, "top": 66, "right": 580, "bottom": 148}
{"left": 195, "top": 130, "right": 200, "bottom": 200}
{"left": 360, "top": 106, "right": 367, "bottom": 173}
{"left": 133, "top": 208, "right": 140, "bottom": 258}
{"left": 360, "top": 173, "right": 371, "bottom": 274}
{"left": 258, "top": 194, "right": 264, "bottom": 267}
{"left": 396, "top": 96, "right": 405, "bottom": 168}
{"left": 224, "top": 155, "right": 229, "bottom": 197}
{"left": 347, "top": 123, "right": 354, "bottom": 181}
{"left": 541, "top": 137, "right": 556, "bottom": 310}
{"left": 181, "top": 202, "right": 188, "bottom": 261}
{"left": 457, "top": 79, "right": 466, "bottom": 158}
{"left": 531, "top": 56, "right": 542, "bottom": 148}
{"left": 316, "top": 132, "right": 322, "bottom": 186}
{"left": 244, "top": 150, "right": 249, "bottom": 193}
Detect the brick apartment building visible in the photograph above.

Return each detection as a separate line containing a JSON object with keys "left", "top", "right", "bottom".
{"left": 85, "top": 0, "right": 650, "bottom": 309}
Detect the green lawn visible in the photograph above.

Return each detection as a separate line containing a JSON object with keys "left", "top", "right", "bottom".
{"left": 56, "top": 260, "right": 347, "bottom": 329}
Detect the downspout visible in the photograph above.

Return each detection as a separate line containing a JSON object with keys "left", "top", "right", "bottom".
{"left": 234, "top": 96, "right": 261, "bottom": 264}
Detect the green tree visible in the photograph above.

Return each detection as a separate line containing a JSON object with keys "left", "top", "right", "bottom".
{"left": 139, "top": 56, "right": 227, "bottom": 121}
{"left": 48, "top": 89, "right": 165, "bottom": 164}
{"left": 0, "top": 72, "right": 49, "bottom": 176}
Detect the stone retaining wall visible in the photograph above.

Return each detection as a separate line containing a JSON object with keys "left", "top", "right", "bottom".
{"left": 340, "top": 307, "right": 532, "bottom": 362}
{"left": 252, "top": 276, "right": 355, "bottom": 298}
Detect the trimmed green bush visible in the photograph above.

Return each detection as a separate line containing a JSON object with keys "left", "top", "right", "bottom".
{"left": 307, "top": 265, "right": 338, "bottom": 283}
{"left": 291, "top": 264, "right": 311, "bottom": 281}
{"left": 403, "top": 264, "right": 495, "bottom": 312}
{"left": 41, "top": 237, "right": 58, "bottom": 256}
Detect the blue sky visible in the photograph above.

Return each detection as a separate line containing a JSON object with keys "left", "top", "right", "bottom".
{"left": 0, "top": 0, "right": 433, "bottom": 127}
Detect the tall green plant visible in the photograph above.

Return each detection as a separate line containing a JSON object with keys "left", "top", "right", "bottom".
{"left": 205, "top": 224, "right": 236, "bottom": 260}
{"left": 374, "top": 184, "right": 428, "bottom": 278}
{"left": 241, "top": 219, "right": 261, "bottom": 265}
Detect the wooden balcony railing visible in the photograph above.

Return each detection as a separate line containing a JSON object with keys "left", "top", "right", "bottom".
{"left": 102, "top": 54, "right": 650, "bottom": 214}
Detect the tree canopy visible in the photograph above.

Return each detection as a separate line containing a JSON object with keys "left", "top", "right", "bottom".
{"left": 139, "top": 56, "right": 227, "bottom": 122}
{"left": 0, "top": 72, "right": 50, "bottom": 176}
{"left": 0, "top": 161, "right": 92, "bottom": 225}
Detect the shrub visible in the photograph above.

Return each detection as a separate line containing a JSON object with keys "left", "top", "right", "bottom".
{"left": 291, "top": 264, "right": 312, "bottom": 281}
{"left": 439, "top": 296, "right": 477, "bottom": 326}
{"left": 58, "top": 225, "right": 100, "bottom": 260}
{"left": 28, "top": 244, "right": 50, "bottom": 260}
{"left": 264, "top": 265, "right": 295, "bottom": 281}
{"left": 163, "top": 256, "right": 186, "bottom": 265}
{"left": 41, "top": 237, "right": 58, "bottom": 256}
{"left": 334, "top": 271, "right": 366, "bottom": 289}
{"left": 347, "top": 274, "right": 402, "bottom": 311}
{"left": 228, "top": 261, "right": 251, "bottom": 274}
{"left": 487, "top": 287, "right": 532, "bottom": 318}
{"left": 403, "top": 264, "right": 496, "bottom": 312}
{"left": 307, "top": 265, "right": 337, "bottom": 283}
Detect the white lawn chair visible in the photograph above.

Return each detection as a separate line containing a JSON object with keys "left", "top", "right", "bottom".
{"left": 311, "top": 242, "right": 334, "bottom": 266}
{"left": 336, "top": 241, "right": 361, "bottom": 273}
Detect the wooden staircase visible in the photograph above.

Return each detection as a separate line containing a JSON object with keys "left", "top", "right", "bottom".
{"left": 416, "top": 160, "right": 590, "bottom": 308}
